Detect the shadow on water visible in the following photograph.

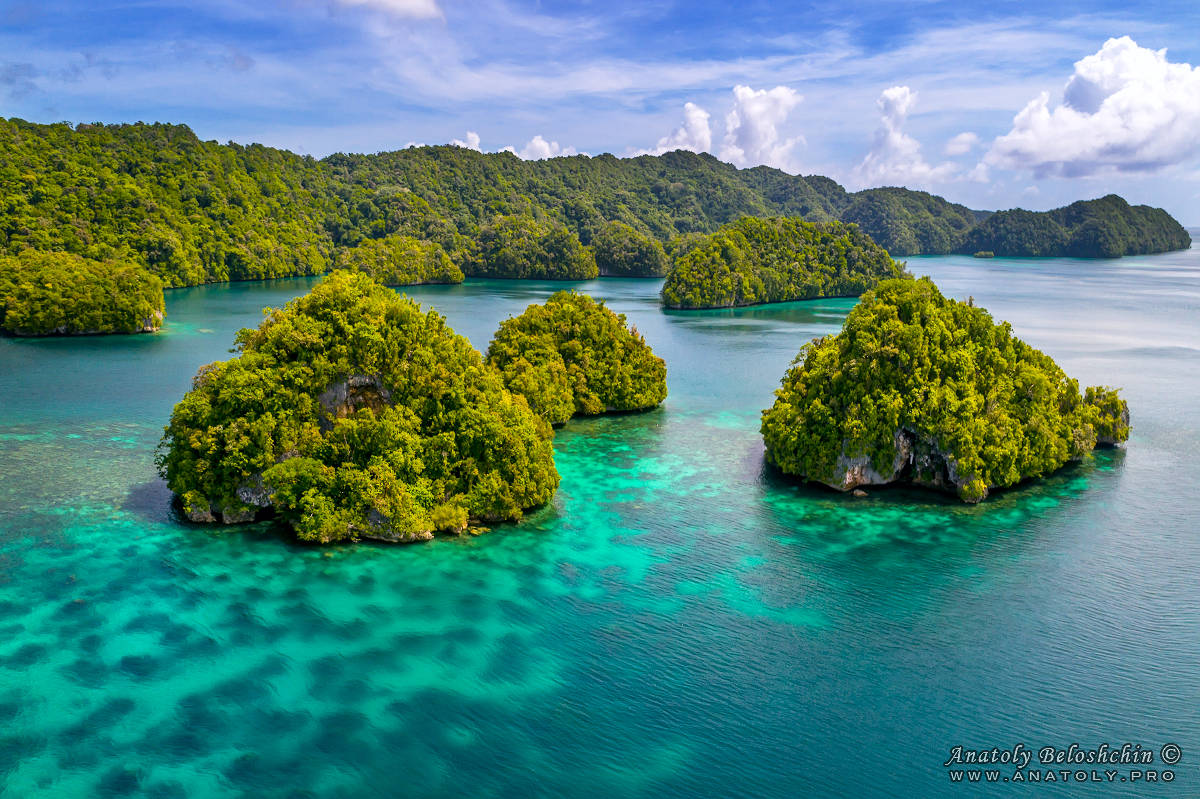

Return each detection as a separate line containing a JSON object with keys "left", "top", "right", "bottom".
{"left": 121, "top": 479, "right": 177, "bottom": 525}
{"left": 755, "top": 447, "right": 1128, "bottom": 560}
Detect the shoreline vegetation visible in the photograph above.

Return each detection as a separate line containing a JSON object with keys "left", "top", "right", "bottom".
{"left": 760, "top": 277, "right": 1130, "bottom": 503}
{"left": 156, "top": 275, "right": 668, "bottom": 541}
{"left": 0, "top": 250, "right": 165, "bottom": 336}
{"left": 157, "top": 272, "right": 560, "bottom": 542}
{"left": 660, "top": 217, "right": 906, "bottom": 310}
{"left": 485, "top": 291, "right": 667, "bottom": 425}
{"left": 0, "top": 117, "right": 1190, "bottom": 333}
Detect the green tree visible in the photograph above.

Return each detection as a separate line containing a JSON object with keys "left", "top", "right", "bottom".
{"left": 661, "top": 217, "right": 906, "bottom": 309}
{"left": 760, "top": 277, "right": 1130, "bottom": 502}
{"left": 591, "top": 220, "right": 670, "bottom": 277}
{"left": 334, "top": 234, "right": 463, "bottom": 285}
{"left": 471, "top": 215, "right": 597, "bottom": 279}
{"left": 485, "top": 291, "right": 667, "bottom": 424}
{"left": 0, "top": 250, "right": 164, "bottom": 335}
{"left": 156, "top": 271, "right": 559, "bottom": 542}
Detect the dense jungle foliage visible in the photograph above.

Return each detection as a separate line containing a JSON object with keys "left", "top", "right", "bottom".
{"left": 957, "top": 195, "right": 1191, "bottom": 257}
{"left": 0, "top": 249, "right": 164, "bottom": 335}
{"left": 840, "top": 187, "right": 985, "bottom": 255}
{"left": 760, "top": 277, "right": 1130, "bottom": 502}
{"left": 592, "top": 220, "right": 670, "bottom": 277}
{"left": 485, "top": 291, "right": 667, "bottom": 425}
{"left": 661, "top": 217, "right": 907, "bottom": 309}
{"left": 334, "top": 234, "right": 463, "bottom": 286}
{"left": 0, "top": 118, "right": 335, "bottom": 287}
{"left": 156, "top": 271, "right": 559, "bottom": 543}
{"left": 470, "top": 215, "right": 597, "bottom": 279}
{"left": 3, "top": 119, "right": 1187, "bottom": 291}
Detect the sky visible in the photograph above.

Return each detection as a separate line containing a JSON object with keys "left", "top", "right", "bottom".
{"left": 2, "top": 0, "right": 1199, "bottom": 222}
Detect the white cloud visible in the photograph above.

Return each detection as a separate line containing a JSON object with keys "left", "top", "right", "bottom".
{"left": 852, "top": 86, "right": 955, "bottom": 188}
{"left": 987, "top": 36, "right": 1200, "bottom": 177}
{"left": 514, "top": 134, "right": 577, "bottom": 160}
{"left": 450, "top": 130, "right": 481, "bottom": 150}
{"left": 334, "top": 0, "right": 442, "bottom": 20}
{"left": 632, "top": 101, "right": 712, "bottom": 156}
{"left": 944, "top": 131, "right": 980, "bottom": 156}
{"left": 966, "top": 162, "right": 990, "bottom": 183}
{"left": 719, "top": 85, "right": 803, "bottom": 171}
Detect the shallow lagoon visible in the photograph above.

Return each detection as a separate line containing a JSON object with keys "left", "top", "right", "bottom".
{"left": 1, "top": 247, "right": 1198, "bottom": 797}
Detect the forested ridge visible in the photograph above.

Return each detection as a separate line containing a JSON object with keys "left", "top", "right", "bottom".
{"left": 661, "top": 217, "right": 906, "bottom": 309}
{"left": 0, "top": 117, "right": 1190, "bottom": 300}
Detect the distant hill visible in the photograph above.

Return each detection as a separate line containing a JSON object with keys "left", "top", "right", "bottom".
{"left": 0, "top": 117, "right": 1191, "bottom": 292}
{"left": 957, "top": 195, "right": 1191, "bottom": 257}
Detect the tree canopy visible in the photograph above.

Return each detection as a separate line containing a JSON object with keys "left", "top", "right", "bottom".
{"left": 0, "top": 117, "right": 1188, "bottom": 333}
{"left": 760, "top": 277, "right": 1130, "bottom": 502}
{"left": 485, "top": 291, "right": 667, "bottom": 425}
{"left": 470, "top": 214, "right": 597, "bottom": 280}
{"left": 333, "top": 234, "right": 463, "bottom": 286}
{"left": 958, "top": 195, "right": 1191, "bottom": 258}
{"left": 156, "top": 271, "right": 559, "bottom": 542}
{"left": 661, "top": 217, "right": 907, "bottom": 309}
{"left": 0, "top": 249, "right": 164, "bottom": 335}
{"left": 591, "top": 220, "right": 670, "bottom": 277}
{"left": 3, "top": 118, "right": 1187, "bottom": 289}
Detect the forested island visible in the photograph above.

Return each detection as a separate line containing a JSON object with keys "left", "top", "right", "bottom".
{"left": 957, "top": 195, "right": 1191, "bottom": 257}
{"left": 156, "top": 272, "right": 559, "bottom": 542}
{"left": 661, "top": 217, "right": 906, "bottom": 309}
{"left": 0, "top": 250, "right": 164, "bottom": 335}
{"left": 486, "top": 291, "right": 667, "bottom": 424}
{"left": 760, "top": 277, "right": 1130, "bottom": 502}
{"left": 0, "top": 118, "right": 1189, "bottom": 306}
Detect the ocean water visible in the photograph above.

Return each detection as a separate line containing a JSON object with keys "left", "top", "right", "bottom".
{"left": 1, "top": 248, "right": 1198, "bottom": 797}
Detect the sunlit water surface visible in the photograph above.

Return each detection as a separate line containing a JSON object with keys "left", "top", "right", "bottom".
{"left": 1, "top": 246, "right": 1199, "bottom": 797}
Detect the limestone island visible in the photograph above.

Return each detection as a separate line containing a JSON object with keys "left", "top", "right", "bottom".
{"left": 660, "top": 217, "right": 906, "bottom": 310}
{"left": 760, "top": 277, "right": 1129, "bottom": 502}
{"left": 485, "top": 290, "right": 667, "bottom": 425}
{"left": 0, "top": 251, "right": 164, "bottom": 336}
{"left": 156, "top": 271, "right": 559, "bottom": 543}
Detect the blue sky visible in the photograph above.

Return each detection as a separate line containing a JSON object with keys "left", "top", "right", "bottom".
{"left": 3, "top": 0, "right": 1199, "bottom": 221}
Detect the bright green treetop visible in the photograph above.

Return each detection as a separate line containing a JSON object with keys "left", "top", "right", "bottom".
{"left": 485, "top": 291, "right": 667, "bottom": 425}
{"left": 334, "top": 234, "right": 464, "bottom": 286}
{"left": 0, "top": 250, "right": 164, "bottom": 335}
{"left": 156, "top": 271, "right": 559, "bottom": 542}
{"left": 470, "top": 215, "right": 598, "bottom": 279}
{"left": 661, "top": 217, "right": 907, "bottom": 309}
{"left": 761, "top": 277, "right": 1129, "bottom": 502}
{"left": 591, "top": 220, "right": 670, "bottom": 277}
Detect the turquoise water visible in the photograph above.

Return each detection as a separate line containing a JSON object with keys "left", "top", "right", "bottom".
{"left": 2, "top": 249, "right": 1199, "bottom": 797}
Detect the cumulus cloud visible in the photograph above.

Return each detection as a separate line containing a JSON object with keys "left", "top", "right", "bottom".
{"left": 852, "top": 86, "right": 954, "bottom": 187}
{"left": 966, "top": 162, "right": 990, "bottom": 183}
{"left": 944, "top": 132, "right": 979, "bottom": 156}
{"left": 334, "top": 0, "right": 442, "bottom": 19}
{"left": 632, "top": 101, "right": 712, "bottom": 156}
{"left": 987, "top": 36, "right": 1200, "bottom": 176}
{"left": 719, "top": 85, "right": 803, "bottom": 170}
{"left": 450, "top": 130, "right": 481, "bottom": 150}
{"left": 514, "top": 135, "right": 577, "bottom": 160}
